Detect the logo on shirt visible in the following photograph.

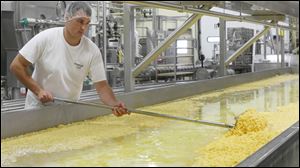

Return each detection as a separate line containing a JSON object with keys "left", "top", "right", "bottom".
{"left": 74, "top": 62, "right": 84, "bottom": 70}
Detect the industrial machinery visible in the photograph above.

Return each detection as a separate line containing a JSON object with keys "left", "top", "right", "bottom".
{"left": 227, "top": 27, "right": 254, "bottom": 74}
{"left": 136, "top": 26, "right": 219, "bottom": 82}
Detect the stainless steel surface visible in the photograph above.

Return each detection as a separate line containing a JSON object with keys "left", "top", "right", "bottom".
{"left": 54, "top": 97, "right": 234, "bottom": 128}
{"left": 132, "top": 14, "right": 203, "bottom": 77}
{"left": 237, "top": 122, "right": 299, "bottom": 167}
{"left": 1, "top": 1, "right": 15, "bottom": 11}
{"left": 225, "top": 26, "right": 271, "bottom": 66}
{"left": 0, "top": 82, "right": 179, "bottom": 113}
{"left": 1, "top": 10, "right": 19, "bottom": 54}
{"left": 1, "top": 68, "right": 295, "bottom": 139}
{"left": 254, "top": 63, "right": 287, "bottom": 72}
{"left": 123, "top": 4, "right": 135, "bottom": 92}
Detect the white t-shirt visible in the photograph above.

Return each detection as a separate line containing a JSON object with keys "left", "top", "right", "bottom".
{"left": 19, "top": 27, "right": 106, "bottom": 109}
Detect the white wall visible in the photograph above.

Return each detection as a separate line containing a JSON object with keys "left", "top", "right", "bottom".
{"left": 200, "top": 16, "right": 219, "bottom": 60}
{"left": 200, "top": 16, "right": 265, "bottom": 61}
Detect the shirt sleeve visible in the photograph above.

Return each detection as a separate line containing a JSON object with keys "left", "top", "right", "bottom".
{"left": 89, "top": 49, "right": 107, "bottom": 83}
{"left": 19, "top": 30, "right": 48, "bottom": 64}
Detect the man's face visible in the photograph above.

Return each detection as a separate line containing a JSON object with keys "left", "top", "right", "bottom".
{"left": 65, "top": 10, "right": 91, "bottom": 38}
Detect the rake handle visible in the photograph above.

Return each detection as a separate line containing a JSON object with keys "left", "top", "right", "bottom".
{"left": 54, "top": 97, "right": 234, "bottom": 128}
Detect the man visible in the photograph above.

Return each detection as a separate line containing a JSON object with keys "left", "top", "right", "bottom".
{"left": 10, "top": 2, "right": 128, "bottom": 117}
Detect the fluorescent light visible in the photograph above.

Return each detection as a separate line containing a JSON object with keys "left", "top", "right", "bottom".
{"left": 207, "top": 36, "right": 220, "bottom": 43}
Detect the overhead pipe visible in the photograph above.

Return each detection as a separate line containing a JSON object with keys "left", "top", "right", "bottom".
{"left": 124, "top": 1, "right": 297, "bottom": 31}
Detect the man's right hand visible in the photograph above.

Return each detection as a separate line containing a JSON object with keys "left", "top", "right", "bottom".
{"left": 37, "top": 90, "right": 53, "bottom": 103}
{"left": 10, "top": 54, "right": 54, "bottom": 104}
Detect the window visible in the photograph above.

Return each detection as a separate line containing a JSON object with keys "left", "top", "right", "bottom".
{"left": 177, "top": 40, "right": 188, "bottom": 54}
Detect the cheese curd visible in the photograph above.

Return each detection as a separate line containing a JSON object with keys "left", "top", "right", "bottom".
{"left": 1, "top": 74, "right": 298, "bottom": 167}
{"left": 226, "top": 109, "right": 268, "bottom": 136}
{"left": 192, "top": 102, "right": 299, "bottom": 167}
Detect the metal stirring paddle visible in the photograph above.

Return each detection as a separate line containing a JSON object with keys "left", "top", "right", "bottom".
{"left": 54, "top": 97, "right": 235, "bottom": 128}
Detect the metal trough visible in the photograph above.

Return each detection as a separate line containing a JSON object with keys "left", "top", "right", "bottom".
{"left": 1, "top": 67, "right": 299, "bottom": 166}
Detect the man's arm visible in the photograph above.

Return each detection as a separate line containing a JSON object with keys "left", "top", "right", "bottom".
{"left": 10, "top": 54, "right": 53, "bottom": 103}
{"left": 94, "top": 80, "right": 128, "bottom": 116}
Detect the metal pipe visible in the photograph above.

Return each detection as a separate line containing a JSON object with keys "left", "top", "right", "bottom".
{"left": 276, "top": 27, "right": 280, "bottom": 63}
{"left": 196, "top": 17, "right": 201, "bottom": 66}
{"left": 54, "top": 97, "right": 234, "bottom": 128}
{"left": 280, "top": 31, "right": 285, "bottom": 67}
{"left": 225, "top": 26, "right": 271, "bottom": 66}
{"left": 219, "top": 18, "right": 226, "bottom": 76}
{"left": 132, "top": 14, "right": 203, "bottom": 77}
{"left": 103, "top": 1, "right": 107, "bottom": 70}
{"left": 97, "top": 1, "right": 99, "bottom": 24}
{"left": 264, "top": 34, "right": 267, "bottom": 59}
{"left": 20, "top": 18, "right": 100, "bottom": 26}
{"left": 123, "top": 4, "right": 135, "bottom": 92}
{"left": 124, "top": 1, "right": 297, "bottom": 31}
{"left": 20, "top": 18, "right": 65, "bottom": 26}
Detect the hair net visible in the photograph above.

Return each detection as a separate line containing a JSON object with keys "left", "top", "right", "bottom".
{"left": 64, "top": 1, "right": 92, "bottom": 20}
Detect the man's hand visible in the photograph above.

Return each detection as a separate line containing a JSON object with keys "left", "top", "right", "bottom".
{"left": 37, "top": 90, "right": 53, "bottom": 103}
{"left": 94, "top": 81, "right": 129, "bottom": 117}
{"left": 112, "top": 101, "right": 130, "bottom": 117}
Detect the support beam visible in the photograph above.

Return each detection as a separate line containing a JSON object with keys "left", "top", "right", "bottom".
{"left": 123, "top": 4, "right": 135, "bottom": 92}
{"left": 225, "top": 26, "right": 271, "bottom": 66}
{"left": 218, "top": 18, "right": 226, "bottom": 77}
{"left": 243, "top": 15, "right": 285, "bottom": 22}
{"left": 276, "top": 27, "right": 280, "bottom": 63}
{"left": 102, "top": 1, "right": 107, "bottom": 69}
{"left": 280, "top": 32, "right": 285, "bottom": 68}
{"left": 132, "top": 14, "right": 203, "bottom": 77}
{"left": 124, "top": 1, "right": 297, "bottom": 31}
{"left": 263, "top": 34, "right": 267, "bottom": 59}
{"left": 196, "top": 18, "right": 201, "bottom": 64}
